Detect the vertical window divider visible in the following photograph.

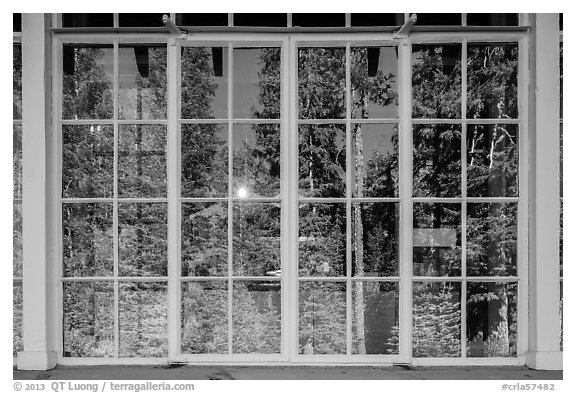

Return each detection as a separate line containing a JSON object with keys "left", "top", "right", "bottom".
{"left": 112, "top": 39, "right": 120, "bottom": 358}
{"left": 461, "top": 38, "right": 468, "bottom": 359}
{"left": 398, "top": 39, "right": 413, "bottom": 364}
{"left": 288, "top": 37, "right": 299, "bottom": 361}
{"left": 166, "top": 36, "right": 180, "bottom": 360}
{"left": 280, "top": 37, "right": 293, "bottom": 360}
{"left": 227, "top": 43, "right": 234, "bottom": 355}
{"left": 113, "top": 14, "right": 119, "bottom": 29}
{"left": 345, "top": 43, "right": 352, "bottom": 356}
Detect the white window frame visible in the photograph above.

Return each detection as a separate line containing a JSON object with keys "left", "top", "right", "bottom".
{"left": 32, "top": 20, "right": 548, "bottom": 368}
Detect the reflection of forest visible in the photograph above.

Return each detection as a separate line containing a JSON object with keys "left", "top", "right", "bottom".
{"left": 38, "top": 42, "right": 522, "bottom": 358}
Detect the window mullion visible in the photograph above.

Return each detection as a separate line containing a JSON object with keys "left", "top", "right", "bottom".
{"left": 166, "top": 36, "right": 180, "bottom": 360}
{"left": 112, "top": 39, "right": 120, "bottom": 359}
{"left": 398, "top": 39, "right": 413, "bottom": 364}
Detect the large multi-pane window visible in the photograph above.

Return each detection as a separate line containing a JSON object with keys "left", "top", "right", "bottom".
{"left": 51, "top": 13, "right": 529, "bottom": 363}
{"left": 13, "top": 14, "right": 23, "bottom": 358}
{"left": 411, "top": 41, "right": 519, "bottom": 358}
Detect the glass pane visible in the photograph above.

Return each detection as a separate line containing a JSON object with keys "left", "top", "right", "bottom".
{"left": 181, "top": 281, "right": 228, "bottom": 354}
{"left": 62, "top": 13, "right": 114, "bottom": 27}
{"left": 119, "top": 45, "right": 167, "bottom": 120}
{"left": 119, "top": 282, "right": 168, "bottom": 357}
{"left": 13, "top": 204, "right": 22, "bottom": 277}
{"left": 466, "top": 14, "right": 518, "bottom": 26}
{"left": 177, "top": 13, "right": 228, "bottom": 26}
{"left": 13, "top": 13, "right": 21, "bottom": 32}
{"left": 351, "top": 47, "right": 398, "bottom": 119}
{"left": 13, "top": 124, "right": 22, "bottom": 199}
{"left": 413, "top": 124, "right": 461, "bottom": 197}
{"left": 352, "top": 203, "right": 399, "bottom": 277}
{"left": 181, "top": 202, "right": 228, "bottom": 277}
{"left": 467, "top": 124, "right": 518, "bottom": 197}
{"left": 412, "top": 44, "right": 462, "bottom": 118}
{"left": 13, "top": 44, "right": 22, "bottom": 120}
{"left": 413, "top": 282, "right": 461, "bottom": 357}
{"left": 467, "top": 43, "right": 518, "bottom": 119}
{"left": 351, "top": 13, "right": 404, "bottom": 26}
{"left": 181, "top": 124, "right": 228, "bottom": 198}
{"left": 118, "top": 125, "right": 167, "bottom": 198}
{"left": 352, "top": 282, "right": 399, "bottom": 354}
{"left": 560, "top": 281, "right": 563, "bottom": 350}
{"left": 352, "top": 123, "right": 398, "bottom": 197}
{"left": 298, "top": 47, "right": 346, "bottom": 119}
{"left": 234, "top": 13, "right": 287, "bottom": 27}
{"left": 467, "top": 203, "right": 517, "bottom": 276}
{"left": 560, "top": 200, "right": 563, "bottom": 277}
{"left": 560, "top": 42, "right": 563, "bottom": 118}
{"left": 233, "top": 281, "right": 281, "bottom": 353}
{"left": 13, "top": 283, "right": 23, "bottom": 356}
{"left": 118, "top": 13, "right": 166, "bottom": 27}
{"left": 63, "top": 45, "right": 114, "bottom": 119}
{"left": 181, "top": 47, "right": 228, "bottom": 119}
{"left": 233, "top": 48, "right": 281, "bottom": 119}
{"left": 292, "top": 13, "right": 345, "bottom": 27}
{"left": 299, "top": 124, "right": 346, "bottom": 198}
{"left": 467, "top": 282, "right": 517, "bottom": 357}
{"left": 233, "top": 124, "right": 280, "bottom": 198}
{"left": 299, "top": 203, "right": 346, "bottom": 277}
{"left": 63, "top": 282, "right": 114, "bottom": 357}
{"left": 415, "top": 13, "right": 462, "bottom": 25}
{"left": 62, "top": 125, "right": 114, "bottom": 198}
{"left": 299, "top": 282, "right": 346, "bottom": 354}
{"left": 119, "top": 203, "right": 167, "bottom": 277}
{"left": 63, "top": 203, "right": 113, "bottom": 277}
{"left": 413, "top": 203, "right": 461, "bottom": 277}
{"left": 233, "top": 203, "right": 281, "bottom": 276}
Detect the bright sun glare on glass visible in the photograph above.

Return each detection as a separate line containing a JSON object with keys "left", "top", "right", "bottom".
{"left": 237, "top": 186, "right": 248, "bottom": 199}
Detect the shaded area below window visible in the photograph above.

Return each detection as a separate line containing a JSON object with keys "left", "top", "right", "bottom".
{"left": 63, "top": 13, "right": 114, "bottom": 28}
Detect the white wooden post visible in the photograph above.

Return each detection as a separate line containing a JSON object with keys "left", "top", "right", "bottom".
{"left": 526, "top": 13, "right": 562, "bottom": 370}
{"left": 17, "top": 13, "right": 58, "bottom": 370}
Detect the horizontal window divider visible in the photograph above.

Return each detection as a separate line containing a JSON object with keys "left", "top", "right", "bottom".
{"left": 61, "top": 276, "right": 169, "bottom": 282}
{"left": 465, "top": 197, "right": 520, "bottom": 203}
{"left": 297, "top": 118, "right": 347, "bottom": 124}
{"left": 117, "top": 120, "right": 168, "bottom": 125}
{"left": 61, "top": 198, "right": 169, "bottom": 203}
{"left": 351, "top": 198, "right": 401, "bottom": 203}
{"left": 298, "top": 276, "right": 349, "bottom": 282}
{"left": 230, "top": 198, "right": 281, "bottom": 203}
{"left": 13, "top": 119, "right": 22, "bottom": 125}
{"left": 13, "top": 199, "right": 23, "bottom": 204}
{"left": 412, "top": 276, "right": 519, "bottom": 282}
{"left": 61, "top": 119, "right": 115, "bottom": 125}
{"left": 13, "top": 277, "right": 23, "bottom": 283}
{"left": 180, "top": 276, "right": 229, "bottom": 282}
{"left": 179, "top": 119, "right": 229, "bottom": 124}
{"left": 412, "top": 197, "right": 463, "bottom": 203}
{"left": 465, "top": 118, "right": 520, "bottom": 124}
{"left": 230, "top": 276, "right": 283, "bottom": 281}
{"left": 232, "top": 119, "right": 282, "bottom": 124}
{"left": 411, "top": 118, "right": 463, "bottom": 124}
{"left": 350, "top": 118, "right": 399, "bottom": 124}
{"left": 180, "top": 197, "right": 228, "bottom": 202}
{"left": 349, "top": 276, "right": 401, "bottom": 281}
{"left": 116, "top": 198, "right": 168, "bottom": 203}
{"left": 298, "top": 198, "right": 348, "bottom": 203}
